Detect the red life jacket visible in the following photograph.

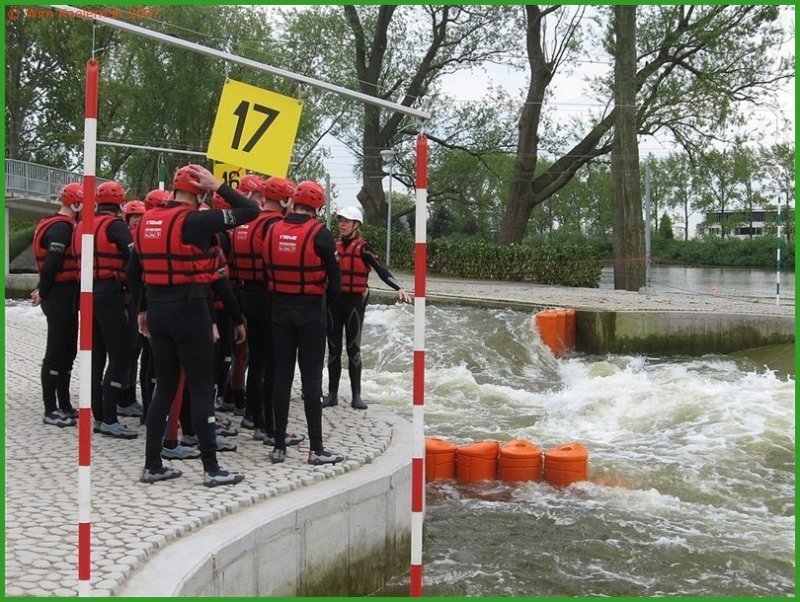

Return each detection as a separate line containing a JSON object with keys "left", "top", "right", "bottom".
{"left": 229, "top": 210, "right": 282, "bottom": 283}
{"left": 135, "top": 205, "right": 219, "bottom": 286}
{"left": 263, "top": 218, "right": 326, "bottom": 295}
{"left": 337, "top": 237, "right": 371, "bottom": 294}
{"left": 73, "top": 213, "right": 126, "bottom": 280}
{"left": 33, "top": 214, "right": 78, "bottom": 282}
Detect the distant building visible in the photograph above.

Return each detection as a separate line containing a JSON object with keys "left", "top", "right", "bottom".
{"left": 701, "top": 207, "right": 788, "bottom": 238}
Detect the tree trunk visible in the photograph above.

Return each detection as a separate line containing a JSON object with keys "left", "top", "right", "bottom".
{"left": 357, "top": 104, "right": 387, "bottom": 224}
{"left": 498, "top": 6, "right": 552, "bottom": 245}
{"left": 611, "top": 6, "right": 645, "bottom": 291}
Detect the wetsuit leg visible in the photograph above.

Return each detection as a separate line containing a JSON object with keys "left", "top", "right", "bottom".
{"left": 325, "top": 299, "right": 345, "bottom": 400}
{"left": 93, "top": 287, "right": 131, "bottom": 424}
{"left": 271, "top": 300, "right": 299, "bottom": 449}
{"left": 296, "top": 302, "right": 327, "bottom": 453}
{"left": 343, "top": 294, "right": 366, "bottom": 402}
{"left": 241, "top": 287, "right": 267, "bottom": 428}
{"left": 40, "top": 282, "right": 78, "bottom": 414}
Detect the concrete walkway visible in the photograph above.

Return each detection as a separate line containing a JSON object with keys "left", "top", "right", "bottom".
{"left": 4, "top": 301, "right": 397, "bottom": 596}
{"left": 368, "top": 271, "right": 795, "bottom": 316}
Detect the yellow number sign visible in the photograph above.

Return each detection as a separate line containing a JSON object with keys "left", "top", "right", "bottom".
{"left": 207, "top": 79, "right": 303, "bottom": 178}
{"left": 213, "top": 163, "right": 244, "bottom": 189}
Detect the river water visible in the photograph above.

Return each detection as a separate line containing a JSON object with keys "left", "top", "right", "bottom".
{"left": 359, "top": 303, "right": 795, "bottom": 596}
{"left": 601, "top": 264, "right": 795, "bottom": 301}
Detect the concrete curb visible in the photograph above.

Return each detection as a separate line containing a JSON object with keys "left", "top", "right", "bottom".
{"left": 119, "top": 406, "right": 411, "bottom": 597}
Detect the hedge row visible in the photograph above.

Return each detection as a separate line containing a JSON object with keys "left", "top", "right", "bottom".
{"left": 653, "top": 236, "right": 794, "bottom": 268}
{"left": 361, "top": 225, "right": 602, "bottom": 288}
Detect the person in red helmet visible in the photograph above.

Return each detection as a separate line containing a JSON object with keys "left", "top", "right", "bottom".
{"left": 127, "top": 164, "right": 259, "bottom": 486}
{"left": 215, "top": 173, "right": 264, "bottom": 416}
{"left": 232, "top": 176, "right": 304, "bottom": 446}
{"left": 144, "top": 188, "right": 171, "bottom": 211}
{"left": 31, "top": 182, "right": 83, "bottom": 426}
{"left": 324, "top": 205, "right": 412, "bottom": 410}
{"left": 73, "top": 180, "right": 139, "bottom": 438}
{"left": 121, "top": 198, "right": 148, "bottom": 417}
{"left": 122, "top": 200, "right": 147, "bottom": 231}
{"left": 262, "top": 180, "right": 345, "bottom": 466}
{"left": 136, "top": 190, "right": 170, "bottom": 421}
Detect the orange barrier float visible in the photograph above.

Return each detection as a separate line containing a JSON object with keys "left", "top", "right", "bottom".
{"left": 498, "top": 439, "right": 542, "bottom": 482}
{"left": 456, "top": 440, "right": 499, "bottom": 483}
{"left": 533, "top": 308, "right": 576, "bottom": 357}
{"left": 425, "top": 436, "right": 458, "bottom": 482}
{"left": 543, "top": 442, "right": 589, "bottom": 487}
{"left": 564, "top": 308, "right": 576, "bottom": 353}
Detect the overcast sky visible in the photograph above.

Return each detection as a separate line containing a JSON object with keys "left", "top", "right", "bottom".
{"left": 320, "top": 7, "right": 795, "bottom": 220}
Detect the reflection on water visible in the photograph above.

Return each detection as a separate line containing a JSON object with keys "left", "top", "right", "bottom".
{"left": 600, "top": 265, "right": 795, "bottom": 300}
{"left": 358, "top": 304, "right": 794, "bottom": 597}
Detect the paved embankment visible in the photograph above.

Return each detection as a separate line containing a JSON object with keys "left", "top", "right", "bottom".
{"left": 4, "top": 301, "right": 406, "bottom": 596}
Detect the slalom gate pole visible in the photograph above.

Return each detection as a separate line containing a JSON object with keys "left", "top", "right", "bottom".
{"left": 410, "top": 133, "right": 428, "bottom": 597}
{"left": 776, "top": 213, "right": 782, "bottom": 306}
{"left": 77, "top": 58, "right": 99, "bottom": 596}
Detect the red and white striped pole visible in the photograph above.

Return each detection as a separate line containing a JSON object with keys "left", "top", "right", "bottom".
{"left": 410, "top": 133, "right": 428, "bottom": 597}
{"left": 78, "top": 58, "right": 99, "bottom": 597}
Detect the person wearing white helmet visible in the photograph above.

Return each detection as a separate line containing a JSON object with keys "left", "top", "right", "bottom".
{"left": 323, "top": 205, "right": 411, "bottom": 410}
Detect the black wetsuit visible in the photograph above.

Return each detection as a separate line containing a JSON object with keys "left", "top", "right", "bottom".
{"left": 35, "top": 215, "right": 79, "bottom": 415}
{"left": 326, "top": 238, "right": 403, "bottom": 404}
{"left": 79, "top": 208, "right": 134, "bottom": 425}
{"left": 269, "top": 213, "right": 341, "bottom": 452}
{"left": 127, "top": 185, "right": 258, "bottom": 472}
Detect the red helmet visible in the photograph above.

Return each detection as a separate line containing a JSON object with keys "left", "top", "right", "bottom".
{"left": 173, "top": 166, "right": 202, "bottom": 195}
{"left": 96, "top": 181, "right": 126, "bottom": 205}
{"left": 292, "top": 181, "right": 325, "bottom": 209}
{"left": 238, "top": 174, "right": 265, "bottom": 195}
{"left": 212, "top": 192, "right": 230, "bottom": 210}
{"left": 262, "top": 177, "right": 296, "bottom": 202}
{"left": 123, "top": 200, "right": 147, "bottom": 218}
{"left": 60, "top": 182, "right": 83, "bottom": 206}
{"left": 144, "top": 189, "right": 171, "bottom": 210}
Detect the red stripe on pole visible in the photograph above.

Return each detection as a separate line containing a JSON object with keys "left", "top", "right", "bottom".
{"left": 414, "top": 244, "right": 427, "bottom": 297}
{"left": 415, "top": 135, "right": 428, "bottom": 189}
{"left": 79, "top": 410, "right": 91, "bottom": 465}
{"left": 78, "top": 522, "right": 91, "bottom": 579}
{"left": 79, "top": 292, "right": 93, "bottom": 349}
{"left": 412, "top": 458, "right": 424, "bottom": 511}
{"left": 84, "top": 60, "right": 99, "bottom": 119}
{"left": 413, "top": 350, "right": 425, "bottom": 405}
{"left": 410, "top": 565, "right": 423, "bottom": 597}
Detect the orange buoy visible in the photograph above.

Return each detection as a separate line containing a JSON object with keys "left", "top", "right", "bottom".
{"left": 455, "top": 440, "right": 499, "bottom": 483}
{"left": 563, "top": 308, "right": 576, "bottom": 353}
{"left": 425, "top": 436, "right": 457, "bottom": 482}
{"left": 498, "top": 439, "right": 542, "bottom": 482}
{"left": 534, "top": 310, "right": 561, "bottom": 356}
{"left": 543, "top": 442, "right": 589, "bottom": 487}
{"left": 555, "top": 309, "right": 567, "bottom": 356}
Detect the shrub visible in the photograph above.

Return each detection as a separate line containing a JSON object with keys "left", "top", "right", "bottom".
{"left": 361, "top": 225, "right": 601, "bottom": 287}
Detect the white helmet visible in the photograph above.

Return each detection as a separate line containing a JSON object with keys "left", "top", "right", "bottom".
{"left": 337, "top": 205, "right": 363, "bottom": 223}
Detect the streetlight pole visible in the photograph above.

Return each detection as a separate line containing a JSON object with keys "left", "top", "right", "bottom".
{"left": 380, "top": 149, "right": 395, "bottom": 268}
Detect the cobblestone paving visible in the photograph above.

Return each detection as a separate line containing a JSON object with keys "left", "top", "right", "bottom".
{"left": 4, "top": 302, "right": 394, "bottom": 596}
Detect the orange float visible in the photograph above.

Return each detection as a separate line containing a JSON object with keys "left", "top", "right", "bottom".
{"left": 534, "top": 308, "right": 576, "bottom": 357}
{"left": 543, "top": 442, "right": 589, "bottom": 486}
{"left": 498, "top": 439, "right": 542, "bottom": 482}
{"left": 564, "top": 308, "right": 576, "bottom": 353}
{"left": 425, "top": 436, "right": 458, "bottom": 482}
{"left": 455, "top": 440, "right": 499, "bottom": 483}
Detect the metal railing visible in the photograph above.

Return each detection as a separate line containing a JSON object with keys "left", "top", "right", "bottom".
{"left": 5, "top": 159, "right": 109, "bottom": 199}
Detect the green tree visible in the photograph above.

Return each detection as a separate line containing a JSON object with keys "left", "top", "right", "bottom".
{"left": 499, "top": 5, "right": 793, "bottom": 244}
{"left": 658, "top": 212, "right": 674, "bottom": 239}
{"left": 696, "top": 149, "right": 740, "bottom": 238}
